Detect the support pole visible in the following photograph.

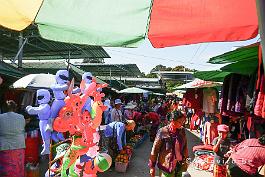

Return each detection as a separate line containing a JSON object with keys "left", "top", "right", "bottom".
{"left": 256, "top": 0, "right": 265, "bottom": 73}
{"left": 18, "top": 32, "right": 23, "bottom": 69}
{"left": 109, "top": 67, "right": 112, "bottom": 86}
{"left": 67, "top": 51, "right": 71, "bottom": 71}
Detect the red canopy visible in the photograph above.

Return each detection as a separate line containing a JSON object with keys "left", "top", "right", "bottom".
{"left": 148, "top": 0, "right": 258, "bottom": 48}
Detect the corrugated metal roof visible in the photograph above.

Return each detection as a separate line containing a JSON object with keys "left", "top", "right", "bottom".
{"left": 0, "top": 27, "right": 110, "bottom": 60}
{"left": 9, "top": 61, "right": 105, "bottom": 84}
{"left": 74, "top": 63, "right": 143, "bottom": 77}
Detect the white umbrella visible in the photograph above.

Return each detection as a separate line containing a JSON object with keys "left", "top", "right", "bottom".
{"left": 119, "top": 87, "right": 152, "bottom": 94}
{"left": 153, "top": 92, "right": 164, "bottom": 96}
{"left": 12, "top": 74, "right": 56, "bottom": 89}
{"left": 175, "top": 78, "right": 222, "bottom": 89}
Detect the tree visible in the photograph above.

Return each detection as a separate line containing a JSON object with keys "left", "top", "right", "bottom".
{"left": 150, "top": 64, "right": 194, "bottom": 73}
{"left": 146, "top": 73, "right": 157, "bottom": 78}
{"left": 150, "top": 64, "right": 167, "bottom": 72}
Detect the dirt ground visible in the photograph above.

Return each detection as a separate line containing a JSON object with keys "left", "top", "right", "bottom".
{"left": 98, "top": 129, "right": 212, "bottom": 177}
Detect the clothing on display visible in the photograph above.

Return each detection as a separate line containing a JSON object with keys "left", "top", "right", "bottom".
{"left": 182, "top": 88, "right": 203, "bottom": 110}
{"left": 203, "top": 88, "right": 218, "bottom": 114}
{"left": 203, "top": 121, "right": 218, "bottom": 145}
{"left": 104, "top": 121, "right": 126, "bottom": 150}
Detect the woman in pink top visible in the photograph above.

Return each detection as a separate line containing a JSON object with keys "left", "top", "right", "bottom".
{"left": 227, "top": 134, "right": 265, "bottom": 177}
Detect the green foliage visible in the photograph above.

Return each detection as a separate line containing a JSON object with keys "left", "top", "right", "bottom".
{"left": 150, "top": 65, "right": 194, "bottom": 72}
{"left": 166, "top": 81, "right": 184, "bottom": 92}
{"left": 146, "top": 73, "right": 157, "bottom": 78}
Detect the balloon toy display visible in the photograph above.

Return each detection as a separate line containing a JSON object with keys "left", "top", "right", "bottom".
{"left": 49, "top": 70, "right": 69, "bottom": 142}
{"left": 48, "top": 71, "right": 111, "bottom": 176}
{"left": 26, "top": 89, "right": 52, "bottom": 155}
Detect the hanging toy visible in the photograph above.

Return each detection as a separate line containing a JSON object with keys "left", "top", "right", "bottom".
{"left": 94, "top": 153, "right": 112, "bottom": 172}
{"left": 26, "top": 89, "right": 51, "bottom": 155}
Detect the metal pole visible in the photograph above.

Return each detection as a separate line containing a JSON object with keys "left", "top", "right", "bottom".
{"left": 18, "top": 32, "right": 23, "bottom": 69}
{"left": 109, "top": 67, "right": 112, "bottom": 85}
{"left": 67, "top": 51, "right": 71, "bottom": 71}
{"left": 256, "top": 0, "right": 265, "bottom": 73}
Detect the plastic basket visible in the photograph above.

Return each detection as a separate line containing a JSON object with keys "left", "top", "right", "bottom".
{"left": 115, "top": 162, "right": 129, "bottom": 172}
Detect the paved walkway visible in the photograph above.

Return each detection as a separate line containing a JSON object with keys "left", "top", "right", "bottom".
{"left": 99, "top": 129, "right": 212, "bottom": 177}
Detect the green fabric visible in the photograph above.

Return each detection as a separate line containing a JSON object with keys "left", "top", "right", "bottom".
{"left": 36, "top": 0, "right": 152, "bottom": 47}
{"left": 209, "top": 45, "right": 258, "bottom": 64}
{"left": 0, "top": 61, "right": 25, "bottom": 78}
{"left": 220, "top": 59, "right": 258, "bottom": 75}
{"left": 193, "top": 71, "right": 231, "bottom": 82}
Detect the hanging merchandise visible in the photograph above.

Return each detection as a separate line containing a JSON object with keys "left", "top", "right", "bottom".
{"left": 227, "top": 74, "right": 241, "bottom": 112}
{"left": 254, "top": 45, "right": 265, "bottom": 119}
{"left": 254, "top": 75, "right": 264, "bottom": 117}
{"left": 26, "top": 89, "right": 52, "bottom": 155}
{"left": 39, "top": 70, "right": 111, "bottom": 177}
{"left": 245, "top": 73, "right": 257, "bottom": 113}
{"left": 203, "top": 114, "right": 219, "bottom": 145}
{"left": 0, "top": 76, "right": 3, "bottom": 85}
{"left": 235, "top": 76, "right": 249, "bottom": 113}
{"left": 182, "top": 88, "right": 203, "bottom": 110}
{"left": 202, "top": 88, "right": 218, "bottom": 114}
{"left": 220, "top": 73, "right": 252, "bottom": 115}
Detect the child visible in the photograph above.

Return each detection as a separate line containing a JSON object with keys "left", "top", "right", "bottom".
{"left": 212, "top": 124, "right": 230, "bottom": 177}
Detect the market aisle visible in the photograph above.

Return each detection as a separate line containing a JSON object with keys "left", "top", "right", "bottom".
{"left": 99, "top": 129, "right": 212, "bottom": 177}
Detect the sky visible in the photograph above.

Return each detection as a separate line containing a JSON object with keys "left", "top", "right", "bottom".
{"left": 104, "top": 36, "right": 259, "bottom": 74}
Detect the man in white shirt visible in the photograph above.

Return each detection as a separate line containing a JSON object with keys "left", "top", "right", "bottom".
{"left": 111, "top": 99, "right": 123, "bottom": 122}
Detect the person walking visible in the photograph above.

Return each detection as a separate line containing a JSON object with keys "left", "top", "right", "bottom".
{"left": 149, "top": 111, "right": 188, "bottom": 177}
{"left": 212, "top": 124, "right": 231, "bottom": 177}
{"left": 227, "top": 134, "right": 265, "bottom": 177}
{"left": 0, "top": 100, "right": 26, "bottom": 177}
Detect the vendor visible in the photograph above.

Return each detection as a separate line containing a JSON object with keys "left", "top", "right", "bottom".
{"left": 212, "top": 124, "right": 230, "bottom": 177}
{"left": 227, "top": 134, "right": 265, "bottom": 177}
{"left": 104, "top": 120, "right": 135, "bottom": 161}
{"left": 111, "top": 99, "right": 123, "bottom": 122}
{"left": 0, "top": 100, "right": 26, "bottom": 177}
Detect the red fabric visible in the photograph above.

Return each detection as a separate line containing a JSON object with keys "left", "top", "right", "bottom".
{"left": 145, "top": 112, "right": 160, "bottom": 125}
{"left": 190, "top": 109, "right": 203, "bottom": 130}
{"left": 231, "top": 138, "right": 265, "bottom": 175}
{"left": 213, "top": 164, "right": 227, "bottom": 177}
{"left": 0, "top": 149, "right": 25, "bottom": 177}
{"left": 193, "top": 144, "right": 213, "bottom": 152}
{"left": 25, "top": 137, "right": 40, "bottom": 164}
{"left": 148, "top": 0, "right": 258, "bottom": 48}
{"left": 182, "top": 89, "right": 203, "bottom": 109}
{"left": 133, "top": 111, "right": 142, "bottom": 122}
{"left": 204, "top": 122, "right": 218, "bottom": 145}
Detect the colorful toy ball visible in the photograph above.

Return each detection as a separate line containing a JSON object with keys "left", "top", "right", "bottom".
{"left": 94, "top": 153, "right": 112, "bottom": 172}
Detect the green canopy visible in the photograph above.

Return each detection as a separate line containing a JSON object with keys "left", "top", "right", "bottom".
{"left": 36, "top": 0, "right": 152, "bottom": 47}
{"left": 208, "top": 44, "right": 258, "bottom": 64}
{"left": 0, "top": 61, "right": 25, "bottom": 78}
{"left": 197, "top": 43, "right": 259, "bottom": 80}
{"left": 193, "top": 70, "right": 231, "bottom": 82}
{"left": 220, "top": 59, "right": 258, "bottom": 75}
